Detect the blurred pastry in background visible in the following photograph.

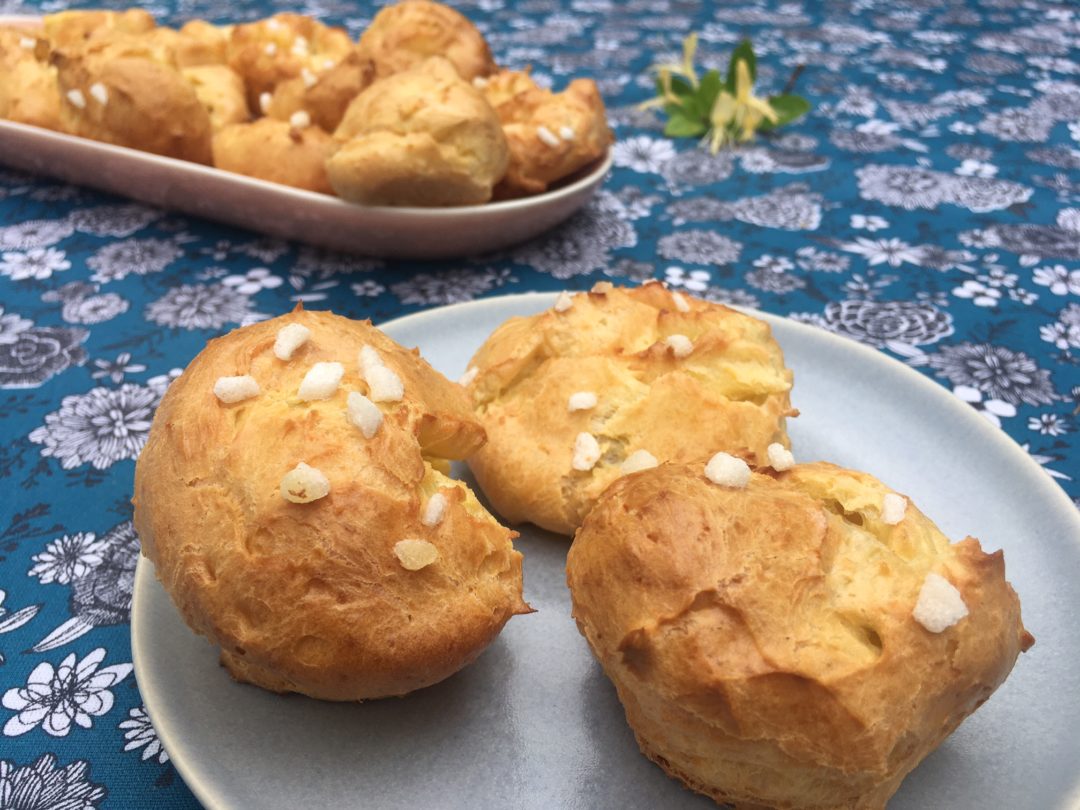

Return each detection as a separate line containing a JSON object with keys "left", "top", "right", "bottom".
{"left": 0, "top": 28, "right": 62, "bottom": 130}
{"left": 213, "top": 117, "right": 333, "bottom": 193}
{"left": 482, "top": 70, "right": 612, "bottom": 198}
{"left": 182, "top": 65, "right": 250, "bottom": 131}
{"left": 328, "top": 56, "right": 508, "bottom": 206}
{"left": 357, "top": 0, "right": 494, "bottom": 81}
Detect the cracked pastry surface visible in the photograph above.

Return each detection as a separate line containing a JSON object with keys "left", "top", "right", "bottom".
{"left": 133, "top": 309, "right": 529, "bottom": 701}
{"left": 357, "top": 0, "right": 495, "bottom": 81}
{"left": 464, "top": 283, "right": 795, "bottom": 535}
{"left": 482, "top": 70, "right": 612, "bottom": 198}
{"left": 566, "top": 460, "right": 1032, "bottom": 810}
{"left": 328, "top": 56, "right": 508, "bottom": 206}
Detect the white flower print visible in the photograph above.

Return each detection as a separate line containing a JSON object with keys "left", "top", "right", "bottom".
{"left": 0, "top": 755, "right": 106, "bottom": 809}
{"left": 1033, "top": 264, "right": 1080, "bottom": 296}
{"left": 391, "top": 268, "right": 512, "bottom": 306}
{"left": 2, "top": 648, "right": 132, "bottom": 737}
{"left": 658, "top": 230, "right": 742, "bottom": 266}
{"left": 953, "top": 385, "right": 1016, "bottom": 428}
{"left": 1028, "top": 413, "right": 1071, "bottom": 436}
{"left": 0, "top": 307, "right": 32, "bottom": 344}
{"left": 856, "top": 164, "right": 1031, "bottom": 212}
{"left": 959, "top": 229, "right": 1002, "bottom": 248}
{"left": 67, "top": 204, "right": 161, "bottom": 237}
{"left": 953, "top": 280, "right": 1001, "bottom": 307}
{"left": 119, "top": 706, "right": 169, "bottom": 764}
{"left": 954, "top": 159, "right": 998, "bottom": 178}
{"left": 91, "top": 352, "right": 147, "bottom": 384}
{"left": 1022, "top": 443, "right": 1072, "bottom": 482}
{"left": 795, "top": 247, "right": 851, "bottom": 273}
{"left": 928, "top": 343, "right": 1059, "bottom": 406}
{"left": 28, "top": 384, "right": 158, "bottom": 469}
{"left": 0, "top": 248, "right": 71, "bottom": 281}
{"left": 850, "top": 214, "right": 888, "bottom": 231}
{"left": 0, "top": 219, "right": 74, "bottom": 250}
{"left": 222, "top": 268, "right": 284, "bottom": 295}
{"left": 62, "top": 294, "right": 129, "bottom": 325}
{"left": 351, "top": 280, "right": 385, "bottom": 297}
{"left": 0, "top": 591, "right": 41, "bottom": 665}
{"left": 841, "top": 237, "right": 925, "bottom": 267}
{"left": 1058, "top": 208, "right": 1080, "bottom": 233}
{"left": 1071, "top": 122, "right": 1080, "bottom": 143}
{"left": 145, "top": 284, "right": 253, "bottom": 330}
{"left": 612, "top": 136, "right": 676, "bottom": 173}
{"left": 664, "top": 266, "right": 710, "bottom": 292}
{"left": 28, "top": 533, "right": 108, "bottom": 585}
{"left": 1040, "top": 317, "right": 1080, "bottom": 351}
{"left": 753, "top": 254, "right": 794, "bottom": 275}
{"left": 147, "top": 368, "right": 183, "bottom": 396}
{"left": 86, "top": 238, "right": 182, "bottom": 284}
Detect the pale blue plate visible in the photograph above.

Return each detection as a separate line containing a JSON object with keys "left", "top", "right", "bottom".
{"left": 133, "top": 292, "right": 1080, "bottom": 809}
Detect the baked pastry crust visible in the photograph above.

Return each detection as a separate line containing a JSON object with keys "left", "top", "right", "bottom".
{"left": 566, "top": 460, "right": 1033, "bottom": 809}
{"left": 0, "top": 28, "right": 61, "bottom": 130}
{"left": 212, "top": 118, "right": 332, "bottom": 193}
{"left": 357, "top": 0, "right": 495, "bottom": 81}
{"left": 328, "top": 56, "right": 509, "bottom": 206}
{"left": 182, "top": 65, "right": 249, "bottom": 131}
{"left": 483, "top": 70, "right": 612, "bottom": 198}
{"left": 51, "top": 35, "right": 213, "bottom": 163}
{"left": 227, "top": 13, "right": 352, "bottom": 108}
{"left": 465, "top": 283, "right": 795, "bottom": 535}
{"left": 134, "top": 309, "right": 529, "bottom": 701}
{"left": 265, "top": 49, "right": 375, "bottom": 133}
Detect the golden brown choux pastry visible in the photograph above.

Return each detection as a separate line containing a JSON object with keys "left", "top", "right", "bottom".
{"left": 567, "top": 460, "right": 1033, "bottom": 809}
{"left": 357, "top": 0, "right": 495, "bottom": 81}
{"left": 264, "top": 49, "right": 374, "bottom": 132}
{"left": 182, "top": 65, "right": 250, "bottom": 131}
{"left": 0, "top": 28, "right": 62, "bottom": 129}
{"left": 464, "top": 283, "right": 795, "bottom": 535}
{"left": 51, "top": 38, "right": 213, "bottom": 163}
{"left": 212, "top": 118, "right": 333, "bottom": 193}
{"left": 328, "top": 56, "right": 509, "bottom": 206}
{"left": 176, "top": 19, "right": 231, "bottom": 66}
{"left": 227, "top": 13, "right": 352, "bottom": 109}
{"left": 42, "top": 8, "right": 156, "bottom": 48}
{"left": 133, "top": 309, "right": 530, "bottom": 701}
{"left": 483, "top": 70, "right": 612, "bottom": 198}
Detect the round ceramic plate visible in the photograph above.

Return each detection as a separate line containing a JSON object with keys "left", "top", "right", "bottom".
{"left": 132, "top": 292, "right": 1080, "bottom": 809}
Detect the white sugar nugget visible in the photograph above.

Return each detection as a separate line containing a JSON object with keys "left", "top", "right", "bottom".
{"left": 394, "top": 539, "right": 439, "bottom": 571}
{"left": 882, "top": 493, "right": 907, "bottom": 525}
{"left": 346, "top": 391, "right": 382, "bottom": 439}
{"left": 664, "top": 334, "right": 694, "bottom": 358}
{"left": 213, "top": 375, "right": 259, "bottom": 403}
{"left": 766, "top": 442, "right": 795, "bottom": 471}
{"left": 572, "top": 432, "right": 601, "bottom": 471}
{"left": 422, "top": 492, "right": 448, "bottom": 527}
{"left": 358, "top": 345, "right": 383, "bottom": 375}
{"left": 366, "top": 364, "right": 404, "bottom": 402}
{"left": 298, "top": 361, "right": 344, "bottom": 400}
{"left": 568, "top": 391, "right": 598, "bottom": 412}
{"left": 458, "top": 366, "right": 478, "bottom": 386}
{"left": 621, "top": 449, "right": 658, "bottom": 474}
{"left": 280, "top": 462, "right": 330, "bottom": 503}
{"left": 671, "top": 291, "right": 690, "bottom": 313}
{"left": 913, "top": 572, "right": 969, "bottom": 633}
{"left": 704, "top": 452, "right": 750, "bottom": 488}
{"left": 274, "top": 323, "right": 311, "bottom": 360}
{"left": 553, "top": 291, "right": 574, "bottom": 312}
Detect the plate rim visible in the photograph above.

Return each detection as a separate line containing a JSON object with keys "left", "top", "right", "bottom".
{"left": 132, "top": 291, "right": 1080, "bottom": 810}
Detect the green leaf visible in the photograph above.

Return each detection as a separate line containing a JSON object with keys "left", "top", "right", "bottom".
{"left": 725, "top": 39, "right": 756, "bottom": 92}
{"left": 697, "top": 69, "right": 723, "bottom": 113}
{"left": 669, "top": 74, "right": 695, "bottom": 98}
{"left": 664, "top": 112, "right": 708, "bottom": 138}
{"left": 761, "top": 94, "right": 811, "bottom": 129}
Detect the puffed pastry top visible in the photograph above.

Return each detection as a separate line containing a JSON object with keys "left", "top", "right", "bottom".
{"left": 357, "top": 0, "right": 495, "bottom": 80}
{"left": 567, "top": 460, "right": 1033, "bottom": 809}
{"left": 464, "top": 283, "right": 795, "bottom": 535}
{"left": 133, "top": 308, "right": 530, "bottom": 701}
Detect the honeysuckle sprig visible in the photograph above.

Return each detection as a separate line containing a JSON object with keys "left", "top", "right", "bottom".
{"left": 642, "top": 37, "right": 810, "bottom": 153}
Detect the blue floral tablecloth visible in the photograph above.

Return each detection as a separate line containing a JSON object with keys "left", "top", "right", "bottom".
{"left": 1, "top": 0, "right": 1078, "bottom": 806}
